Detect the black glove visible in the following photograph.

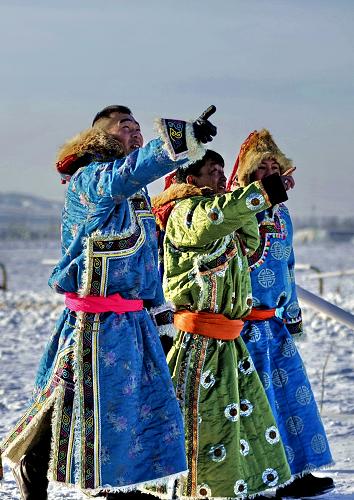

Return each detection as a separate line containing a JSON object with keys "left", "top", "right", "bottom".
{"left": 193, "top": 105, "right": 217, "bottom": 143}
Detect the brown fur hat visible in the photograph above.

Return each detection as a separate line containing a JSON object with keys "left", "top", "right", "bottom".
{"left": 233, "top": 129, "right": 293, "bottom": 187}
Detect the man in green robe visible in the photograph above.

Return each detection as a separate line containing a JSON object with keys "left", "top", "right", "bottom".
{"left": 152, "top": 150, "right": 295, "bottom": 499}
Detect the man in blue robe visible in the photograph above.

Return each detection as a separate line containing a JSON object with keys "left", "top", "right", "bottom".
{"left": 1, "top": 105, "right": 216, "bottom": 499}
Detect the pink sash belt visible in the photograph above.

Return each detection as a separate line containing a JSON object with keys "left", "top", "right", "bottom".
{"left": 65, "top": 292, "right": 144, "bottom": 314}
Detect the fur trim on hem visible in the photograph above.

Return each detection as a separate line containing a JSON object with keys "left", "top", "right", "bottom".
{"left": 173, "top": 475, "right": 294, "bottom": 500}
{"left": 80, "top": 469, "right": 189, "bottom": 497}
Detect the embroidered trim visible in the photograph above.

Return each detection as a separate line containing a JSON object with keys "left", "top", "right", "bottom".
{"left": 185, "top": 336, "right": 208, "bottom": 497}
{"left": 79, "top": 194, "right": 153, "bottom": 296}
{"left": 76, "top": 312, "right": 101, "bottom": 489}
{"left": 154, "top": 119, "right": 205, "bottom": 162}
{"left": 248, "top": 208, "right": 287, "bottom": 270}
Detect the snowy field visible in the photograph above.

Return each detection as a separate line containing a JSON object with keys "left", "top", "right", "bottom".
{"left": 0, "top": 239, "right": 354, "bottom": 499}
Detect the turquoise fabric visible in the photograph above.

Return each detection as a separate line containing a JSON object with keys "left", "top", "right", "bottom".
{"left": 1, "top": 128, "right": 201, "bottom": 494}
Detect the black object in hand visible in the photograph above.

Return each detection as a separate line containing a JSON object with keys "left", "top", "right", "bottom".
{"left": 193, "top": 105, "right": 217, "bottom": 143}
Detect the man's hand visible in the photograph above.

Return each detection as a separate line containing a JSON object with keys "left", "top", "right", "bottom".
{"left": 193, "top": 105, "right": 217, "bottom": 143}
{"left": 281, "top": 167, "right": 296, "bottom": 191}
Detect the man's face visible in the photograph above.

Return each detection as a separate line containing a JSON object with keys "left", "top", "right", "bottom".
{"left": 253, "top": 158, "right": 280, "bottom": 180}
{"left": 188, "top": 158, "right": 227, "bottom": 194}
{"left": 106, "top": 112, "right": 143, "bottom": 155}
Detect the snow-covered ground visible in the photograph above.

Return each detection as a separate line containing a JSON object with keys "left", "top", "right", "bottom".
{"left": 0, "top": 239, "right": 354, "bottom": 499}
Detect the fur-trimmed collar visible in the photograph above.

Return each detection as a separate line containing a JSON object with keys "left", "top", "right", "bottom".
{"left": 152, "top": 183, "right": 208, "bottom": 208}
{"left": 56, "top": 127, "right": 125, "bottom": 179}
{"left": 152, "top": 183, "right": 213, "bottom": 230}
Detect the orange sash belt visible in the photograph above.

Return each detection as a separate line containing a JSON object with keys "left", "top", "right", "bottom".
{"left": 174, "top": 310, "right": 243, "bottom": 340}
{"left": 243, "top": 308, "right": 276, "bottom": 321}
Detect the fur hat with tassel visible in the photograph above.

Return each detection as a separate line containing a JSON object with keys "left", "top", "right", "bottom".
{"left": 227, "top": 129, "right": 293, "bottom": 189}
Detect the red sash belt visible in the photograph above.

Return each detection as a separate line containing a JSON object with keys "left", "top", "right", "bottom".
{"left": 174, "top": 310, "right": 243, "bottom": 340}
{"left": 65, "top": 292, "right": 144, "bottom": 314}
{"left": 243, "top": 308, "right": 276, "bottom": 321}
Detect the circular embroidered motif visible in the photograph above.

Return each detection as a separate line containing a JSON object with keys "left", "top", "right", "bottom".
{"left": 258, "top": 268, "right": 276, "bottom": 288}
{"left": 198, "top": 484, "right": 211, "bottom": 498}
{"left": 281, "top": 337, "right": 297, "bottom": 357}
{"left": 246, "top": 193, "right": 265, "bottom": 210}
{"left": 207, "top": 207, "right": 224, "bottom": 225}
{"left": 296, "top": 385, "right": 312, "bottom": 406}
{"left": 270, "top": 241, "right": 284, "bottom": 260}
{"left": 238, "top": 357, "right": 255, "bottom": 375}
{"left": 208, "top": 444, "right": 226, "bottom": 462}
{"left": 311, "top": 434, "right": 327, "bottom": 454}
{"left": 262, "top": 468, "right": 279, "bottom": 487}
{"left": 240, "top": 439, "right": 250, "bottom": 456}
{"left": 234, "top": 479, "right": 248, "bottom": 495}
{"left": 265, "top": 426, "right": 280, "bottom": 444}
{"left": 272, "top": 368, "right": 289, "bottom": 387}
{"left": 224, "top": 403, "right": 239, "bottom": 422}
{"left": 240, "top": 399, "right": 253, "bottom": 417}
{"left": 286, "top": 415, "right": 304, "bottom": 435}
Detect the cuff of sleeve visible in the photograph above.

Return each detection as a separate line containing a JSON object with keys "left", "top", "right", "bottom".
{"left": 149, "top": 302, "right": 176, "bottom": 338}
{"left": 260, "top": 174, "right": 288, "bottom": 206}
{"left": 286, "top": 319, "right": 303, "bottom": 338}
{"left": 155, "top": 118, "right": 205, "bottom": 162}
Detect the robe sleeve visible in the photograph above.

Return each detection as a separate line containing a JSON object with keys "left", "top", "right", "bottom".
{"left": 166, "top": 182, "right": 271, "bottom": 249}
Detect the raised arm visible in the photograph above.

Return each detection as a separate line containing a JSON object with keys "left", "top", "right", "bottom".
{"left": 167, "top": 174, "right": 287, "bottom": 249}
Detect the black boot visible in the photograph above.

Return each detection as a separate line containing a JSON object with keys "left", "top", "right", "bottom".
{"left": 276, "top": 473, "right": 334, "bottom": 498}
{"left": 13, "top": 449, "right": 50, "bottom": 500}
{"left": 12, "top": 417, "right": 52, "bottom": 499}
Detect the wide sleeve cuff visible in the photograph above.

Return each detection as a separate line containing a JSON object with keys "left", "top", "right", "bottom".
{"left": 149, "top": 302, "right": 177, "bottom": 338}
{"left": 285, "top": 318, "right": 303, "bottom": 339}
{"left": 154, "top": 118, "right": 205, "bottom": 162}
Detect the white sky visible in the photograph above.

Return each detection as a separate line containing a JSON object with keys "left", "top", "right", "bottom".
{"left": 0, "top": 0, "right": 353, "bottom": 217}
